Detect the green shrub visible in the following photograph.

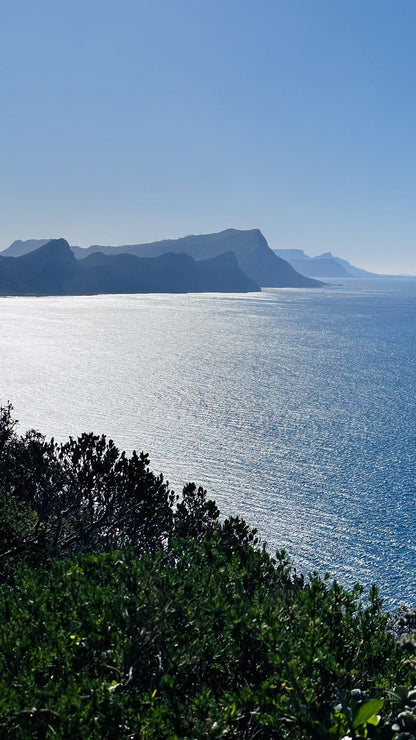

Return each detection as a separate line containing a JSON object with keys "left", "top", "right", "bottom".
{"left": 0, "top": 406, "right": 415, "bottom": 738}
{"left": 0, "top": 542, "right": 413, "bottom": 738}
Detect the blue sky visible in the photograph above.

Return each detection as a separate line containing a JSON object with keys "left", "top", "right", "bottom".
{"left": 1, "top": 0, "right": 415, "bottom": 273}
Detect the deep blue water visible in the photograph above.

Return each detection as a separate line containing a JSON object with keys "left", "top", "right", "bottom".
{"left": 1, "top": 277, "right": 415, "bottom": 607}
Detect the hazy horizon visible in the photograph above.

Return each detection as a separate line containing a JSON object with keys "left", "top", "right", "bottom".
{"left": 2, "top": 1, "right": 416, "bottom": 274}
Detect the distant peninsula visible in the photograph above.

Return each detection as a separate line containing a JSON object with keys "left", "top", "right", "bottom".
{"left": 273, "top": 248, "right": 377, "bottom": 278}
{"left": 0, "top": 229, "right": 323, "bottom": 295}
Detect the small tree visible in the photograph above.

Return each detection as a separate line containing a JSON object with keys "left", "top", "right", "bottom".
{"left": 0, "top": 406, "right": 176, "bottom": 564}
{"left": 173, "top": 482, "right": 220, "bottom": 542}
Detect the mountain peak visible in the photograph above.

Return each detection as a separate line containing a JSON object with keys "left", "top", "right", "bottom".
{"left": 31, "top": 238, "right": 74, "bottom": 259}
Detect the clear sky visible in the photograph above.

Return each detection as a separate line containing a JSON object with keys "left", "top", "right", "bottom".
{"left": 1, "top": 0, "right": 415, "bottom": 273}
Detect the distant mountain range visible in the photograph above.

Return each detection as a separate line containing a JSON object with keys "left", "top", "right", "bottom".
{"left": 273, "top": 249, "right": 376, "bottom": 278}
{"left": 0, "top": 229, "right": 323, "bottom": 295}
{"left": 0, "top": 238, "right": 262, "bottom": 295}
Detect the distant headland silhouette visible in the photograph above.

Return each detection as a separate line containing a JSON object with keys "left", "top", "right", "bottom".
{"left": 0, "top": 229, "right": 325, "bottom": 295}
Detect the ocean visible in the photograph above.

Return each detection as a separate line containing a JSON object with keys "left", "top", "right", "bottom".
{"left": 1, "top": 277, "right": 415, "bottom": 607}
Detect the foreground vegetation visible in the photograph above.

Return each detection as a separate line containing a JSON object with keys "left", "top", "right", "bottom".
{"left": 0, "top": 404, "right": 415, "bottom": 739}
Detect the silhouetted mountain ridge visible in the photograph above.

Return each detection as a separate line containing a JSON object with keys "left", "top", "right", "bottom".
{"left": 2, "top": 230, "right": 324, "bottom": 289}
{"left": 0, "top": 239, "right": 260, "bottom": 295}
{"left": 71, "top": 229, "right": 322, "bottom": 288}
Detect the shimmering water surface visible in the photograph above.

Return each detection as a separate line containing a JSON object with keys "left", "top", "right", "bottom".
{"left": 1, "top": 278, "right": 415, "bottom": 607}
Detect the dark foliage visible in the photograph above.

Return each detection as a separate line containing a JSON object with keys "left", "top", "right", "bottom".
{"left": 0, "top": 544, "right": 414, "bottom": 739}
{"left": 0, "top": 406, "right": 222, "bottom": 570}
{"left": 0, "top": 405, "right": 415, "bottom": 738}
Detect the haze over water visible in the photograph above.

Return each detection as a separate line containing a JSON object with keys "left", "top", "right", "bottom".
{"left": 1, "top": 277, "right": 415, "bottom": 607}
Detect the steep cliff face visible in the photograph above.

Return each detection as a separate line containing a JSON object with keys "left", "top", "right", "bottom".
{"left": 72, "top": 229, "right": 323, "bottom": 288}
{"left": 2, "top": 230, "right": 325, "bottom": 288}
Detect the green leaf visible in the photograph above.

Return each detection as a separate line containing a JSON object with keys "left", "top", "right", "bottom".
{"left": 352, "top": 699, "right": 384, "bottom": 729}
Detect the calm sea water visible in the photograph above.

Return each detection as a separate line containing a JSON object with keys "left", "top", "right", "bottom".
{"left": 1, "top": 278, "right": 415, "bottom": 607}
